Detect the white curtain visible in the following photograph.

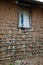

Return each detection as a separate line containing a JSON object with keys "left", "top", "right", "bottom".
{"left": 19, "top": 11, "right": 31, "bottom": 28}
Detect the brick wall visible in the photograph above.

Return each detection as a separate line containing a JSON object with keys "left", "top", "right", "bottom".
{"left": 0, "top": 1, "right": 43, "bottom": 65}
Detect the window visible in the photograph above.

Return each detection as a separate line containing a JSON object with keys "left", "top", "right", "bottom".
{"left": 18, "top": 7, "right": 31, "bottom": 29}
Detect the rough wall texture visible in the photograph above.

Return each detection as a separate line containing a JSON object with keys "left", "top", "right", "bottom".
{"left": 0, "top": 1, "right": 43, "bottom": 65}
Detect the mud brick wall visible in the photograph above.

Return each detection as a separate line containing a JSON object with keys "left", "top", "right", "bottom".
{"left": 0, "top": 1, "right": 43, "bottom": 65}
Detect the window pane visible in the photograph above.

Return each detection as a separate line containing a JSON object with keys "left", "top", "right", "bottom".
{"left": 19, "top": 9, "right": 31, "bottom": 28}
